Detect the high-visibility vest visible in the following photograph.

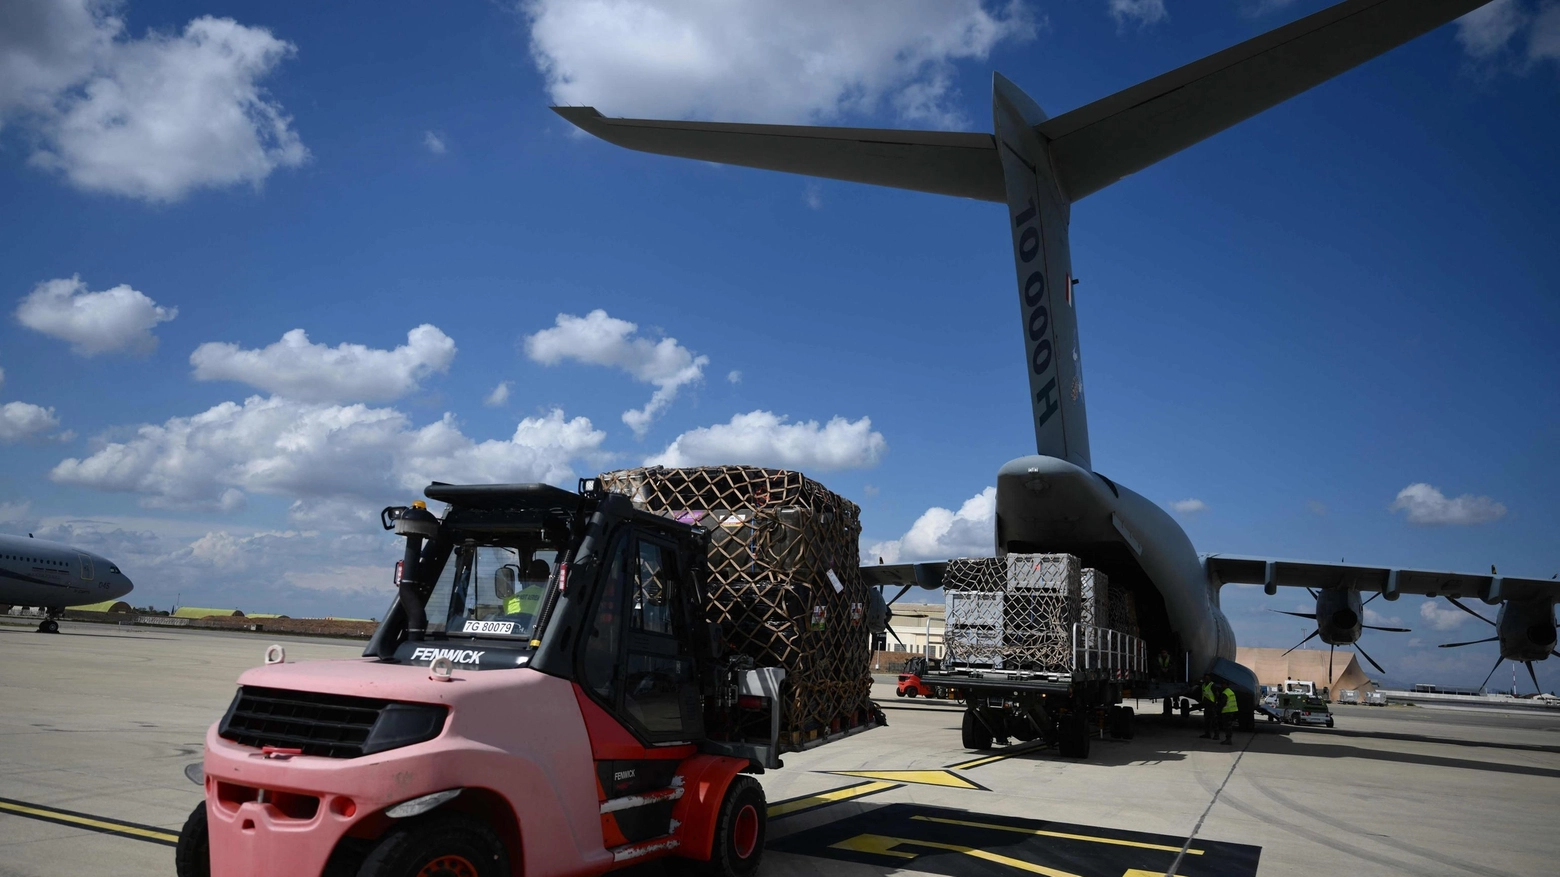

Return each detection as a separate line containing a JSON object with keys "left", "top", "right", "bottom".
{"left": 1157, "top": 654, "right": 1171, "bottom": 671}
{"left": 505, "top": 586, "right": 544, "bottom": 616}
{"left": 1201, "top": 683, "right": 1215, "bottom": 703}
{"left": 1221, "top": 687, "right": 1239, "bottom": 713}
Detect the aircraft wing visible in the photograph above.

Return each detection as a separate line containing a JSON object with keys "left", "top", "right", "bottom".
{"left": 1038, "top": 0, "right": 1491, "bottom": 201}
{"left": 860, "top": 562, "right": 948, "bottom": 590}
{"left": 554, "top": 0, "right": 1489, "bottom": 204}
{"left": 1203, "top": 554, "right": 1560, "bottom": 604}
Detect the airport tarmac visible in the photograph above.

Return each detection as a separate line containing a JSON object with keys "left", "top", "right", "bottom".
{"left": 2, "top": 621, "right": 1556, "bottom": 877}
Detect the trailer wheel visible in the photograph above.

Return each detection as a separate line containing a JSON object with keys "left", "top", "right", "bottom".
{"left": 698, "top": 775, "right": 766, "bottom": 877}
{"left": 174, "top": 800, "right": 209, "bottom": 877}
{"left": 356, "top": 813, "right": 509, "bottom": 877}
{"left": 1110, "top": 706, "right": 1135, "bottom": 740}
{"left": 960, "top": 708, "right": 993, "bottom": 750}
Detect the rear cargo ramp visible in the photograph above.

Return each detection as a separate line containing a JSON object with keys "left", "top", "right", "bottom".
{"left": 599, "top": 466, "right": 872, "bottom": 747}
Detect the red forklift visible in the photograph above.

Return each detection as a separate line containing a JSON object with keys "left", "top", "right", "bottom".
{"left": 176, "top": 478, "right": 869, "bottom": 877}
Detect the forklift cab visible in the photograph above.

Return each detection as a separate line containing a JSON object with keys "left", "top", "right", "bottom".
{"left": 373, "top": 481, "right": 718, "bottom": 750}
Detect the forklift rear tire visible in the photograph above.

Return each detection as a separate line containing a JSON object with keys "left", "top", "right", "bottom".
{"left": 356, "top": 813, "right": 509, "bottom": 877}
{"left": 699, "top": 775, "right": 766, "bottom": 877}
{"left": 174, "top": 801, "right": 209, "bottom": 877}
{"left": 961, "top": 709, "right": 993, "bottom": 750}
{"left": 906, "top": 687, "right": 918, "bottom": 698}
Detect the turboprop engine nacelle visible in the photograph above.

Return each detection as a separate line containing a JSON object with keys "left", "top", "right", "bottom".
{"left": 1497, "top": 599, "right": 1558, "bottom": 663}
{"left": 1315, "top": 589, "right": 1364, "bottom": 646}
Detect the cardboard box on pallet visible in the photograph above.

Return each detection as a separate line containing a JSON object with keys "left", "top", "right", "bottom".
{"left": 597, "top": 466, "right": 872, "bottom": 748}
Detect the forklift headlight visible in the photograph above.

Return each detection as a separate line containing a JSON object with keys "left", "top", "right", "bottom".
{"left": 362, "top": 703, "right": 449, "bottom": 755}
{"left": 385, "top": 789, "right": 462, "bottom": 819}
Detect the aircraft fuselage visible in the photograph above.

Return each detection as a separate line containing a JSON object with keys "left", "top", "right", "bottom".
{"left": 0, "top": 533, "right": 134, "bottom": 611}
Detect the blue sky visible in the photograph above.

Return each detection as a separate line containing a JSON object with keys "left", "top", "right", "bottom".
{"left": 0, "top": 0, "right": 1555, "bottom": 690}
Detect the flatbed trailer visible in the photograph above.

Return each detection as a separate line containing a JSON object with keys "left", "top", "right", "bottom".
{"left": 923, "top": 625, "right": 1148, "bottom": 758}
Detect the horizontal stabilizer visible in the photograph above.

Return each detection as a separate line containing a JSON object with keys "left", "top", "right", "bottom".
{"left": 1040, "top": 0, "right": 1491, "bottom": 201}
{"left": 553, "top": 108, "right": 1003, "bottom": 202}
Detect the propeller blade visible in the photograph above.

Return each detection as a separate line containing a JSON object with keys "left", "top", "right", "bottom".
{"left": 1553, "top": 649, "right": 1560, "bottom": 660}
{"left": 1363, "top": 591, "right": 1381, "bottom": 606}
{"left": 1437, "top": 636, "right": 1500, "bottom": 648}
{"left": 1269, "top": 609, "right": 1318, "bottom": 619}
{"left": 1353, "top": 642, "right": 1386, "bottom": 675}
{"left": 1363, "top": 625, "right": 1412, "bottom": 633}
{"left": 888, "top": 585, "right": 912, "bottom": 606}
{"left": 1307, "top": 588, "right": 1319, "bottom": 600}
{"left": 886, "top": 625, "right": 903, "bottom": 645}
{"left": 1445, "top": 596, "right": 1496, "bottom": 626}
{"left": 1328, "top": 644, "right": 1335, "bottom": 684}
{"left": 1479, "top": 657, "right": 1505, "bottom": 693}
{"left": 1526, "top": 661, "right": 1541, "bottom": 695}
{"left": 1282, "top": 629, "right": 1322, "bottom": 656}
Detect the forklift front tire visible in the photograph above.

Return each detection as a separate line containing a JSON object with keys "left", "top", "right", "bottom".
{"left": 174, "top": 800, "right": 210, "bottom": 877}
{"left": 698, "top": 775, "right": 766, "bottom": 877}
{"left": 356, "top": 812, "right": 509, "bottom": 877}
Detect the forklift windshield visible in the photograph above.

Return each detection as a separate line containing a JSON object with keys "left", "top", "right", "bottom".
{"left": 426, "top": 540, "right": 562, "bottom": 640}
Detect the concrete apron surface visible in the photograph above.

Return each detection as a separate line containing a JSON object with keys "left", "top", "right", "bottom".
{"left": 2, "top": 620, "right": 1557, "bottom": 877}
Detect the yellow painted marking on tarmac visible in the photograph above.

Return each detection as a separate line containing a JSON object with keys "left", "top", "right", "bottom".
{"left": 767, "top": 781, "right": 899, "bottom": 817}
{"left": 949, "top": 753, "right": 1008, "bottom": 770}
{"left": 1123, "top": 870, "right": 1189, "bottom": 877}
{"left": 828, "top": 769, "right": 983, "bottom": 790}
{"left": 911, "top": 815, "right": 1203, "bottom": 855}
{"left": 831, "top": 833, "right": 1083, "bottom": 877}
{"left": 0, "top": 799, "right": 180, "bottom": 844}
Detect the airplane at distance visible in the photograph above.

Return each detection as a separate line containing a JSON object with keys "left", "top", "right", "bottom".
{"left": 557, "top": 0, "right": 1559, "bottom": 706}
{"left": 0, "top": 533, "right": 135, "bottom": 633}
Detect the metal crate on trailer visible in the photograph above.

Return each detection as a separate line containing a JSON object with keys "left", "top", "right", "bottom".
{"left": 945, "top": 590, "right": 1005, "bottom": 667}
{"left": 1081, "top": 568, "right": 1109, "bottom": 630}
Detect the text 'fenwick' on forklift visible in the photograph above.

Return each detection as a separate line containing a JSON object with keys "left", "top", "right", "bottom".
{"left": 175, "top": 467, "right": 906, "bottom": 877}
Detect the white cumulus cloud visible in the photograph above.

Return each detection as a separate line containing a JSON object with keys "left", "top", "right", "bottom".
{"left": 1455, "top": 0, "right": 1560, "bottom": 69}
{"left": 484, "top": 381, "right": 511, "bottom": 407}
{"left": 1420, "top": 600, "right": 1470, "bottom": 632}
{"left": 525, "top": 309, "right": 707, "bottom": 438}
{"left": 524, "top": 0, "right": 1036, "bottom": 129}
{"left": 2, "top": 2, "right": 307, "bottom": 201}
{"left": 15, "top": 275, "right": 177, "bottom": 356}
{"left": 646, "top": 410, "right": 885, "bottom": 470}
{"left": 190, "top": 325, "right": 456, "bottom": 403}
{"left": 423, "top": 130, "right": 446, "bottom": 154}
{"left": 865, "top": 487, "right": 995, "bottom": 564}
{"left": 50, "top": 396, "right": 605, "bottom": 510}
{"left": 1108, "top": 0, "right": 1168, "bottom": 29}
{"left": 1170, "top": 498, "right": 1207, "bottom": 515}
{"left": 1389, "top": 483, "right": 1507, "bottom": 526}
{"left": 1, "top": 401, "right": 61, "bottom": 442}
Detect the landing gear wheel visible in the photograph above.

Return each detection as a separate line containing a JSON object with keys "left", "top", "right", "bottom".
{"left": 961, "top": 708, "right": 993, "bottom": 750}
{"left": 38, "top": 618, "right": 59, "bottom": 634}
{"left": 698, "top": 775, "right": 766, "bottom": 877}
{"left": 1162, "top": 697, "right": 1172, "bottom": 717}
{"left": 174, "top": 800, "right": 210, "bottom": 877}
{"left": 356, "top": 813, "right": 508, "bottom": 877}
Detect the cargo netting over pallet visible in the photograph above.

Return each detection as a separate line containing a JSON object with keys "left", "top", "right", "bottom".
{"left": 943, "top": 554, "right": 1084, "bottom": 671}
{"left": 598, "top": 466, "right": 871, "bottom": 748}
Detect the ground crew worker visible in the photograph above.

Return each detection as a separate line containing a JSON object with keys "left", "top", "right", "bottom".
{"left": 1198, "top": 674, "right": 1218, "bottom": 739}
{"left": 1220, "top": 683, "right": 1239, "bottom": 745}
{"left": 1155, "top": 649, "right": 1172, "bottom": 680}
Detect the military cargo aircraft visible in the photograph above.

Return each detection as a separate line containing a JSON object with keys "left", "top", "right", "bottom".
{"left": 556, "top": 0, "right": 1557, "bottom": 707}
{"left": 0, "top": 532, "right": 135, "bottom": 633}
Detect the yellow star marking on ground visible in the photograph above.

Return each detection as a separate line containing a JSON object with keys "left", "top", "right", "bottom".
{"left": 827, "top": 770, "right": 985, "bottom": 790}
{"left": 909, "top": 815, "right": 1202, "bottom": 855}
{"left": 767, "top": 781, "right": 899, "bottom": 818}
{"left": 831, "top": 833, "right": 1082, "bottom": 877}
